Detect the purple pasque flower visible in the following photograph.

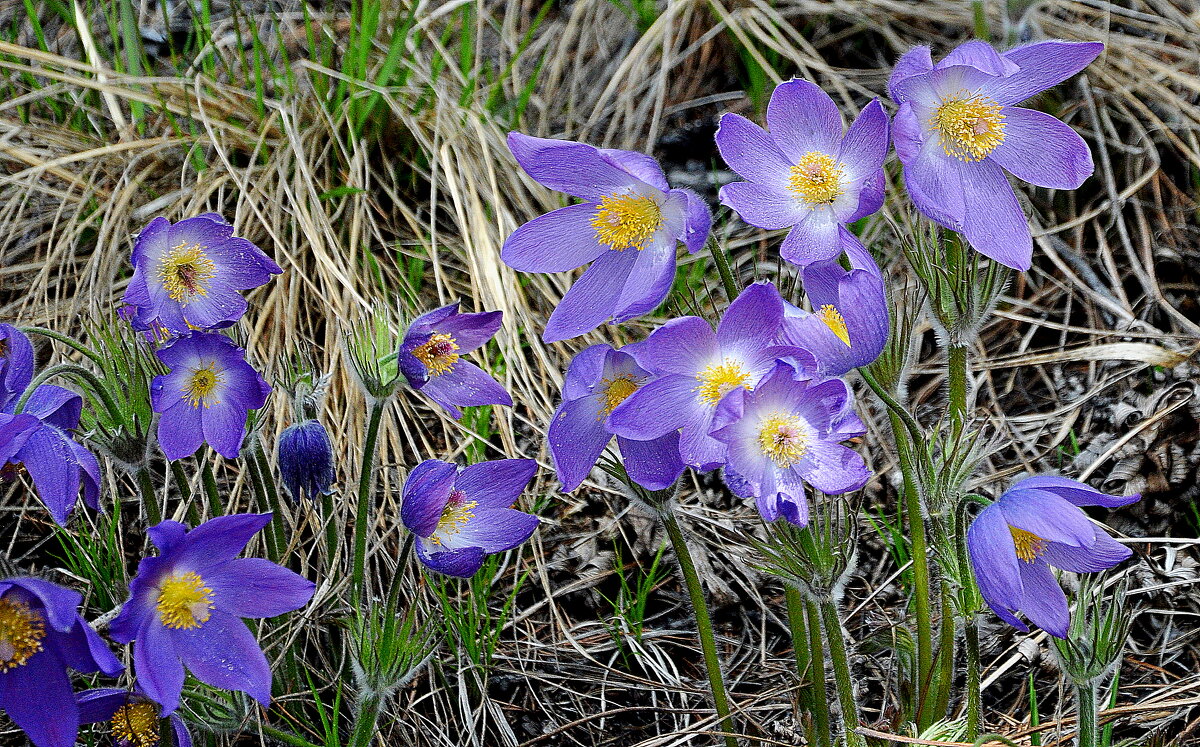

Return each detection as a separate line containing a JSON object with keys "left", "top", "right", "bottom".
{"left": 966, "top": 476, "right": 1137, "bottom": 638}
{"left": 548, "top": 344, "right": 684, "bottom": 493}
{"left": 397, "top": 302, "right": 512, "bottom": 419}
{"left": 401, "top": 459, "right": 540, "bottom": 578}
{"left": 710, "top": 361, "right": 869, "bottom": 526}
{"left": 889, "top": 40, "right": 1103, "bottom": 271}
{"left": 716, "top": 79, "right": 889, "bottom": 267}
{"left": 277, "top": 419, "right": 336, "bottom": 502}
{"left": 122, "top": 214, "right": 282, "bottom": 335}
{"left": 108, "top": 513, "right": 316, "bottom": 714}
{"left": 0, "top": 576, "right": 124, "bottom": 747}
{"left": 502, "top": 133, "right": 712, "bottom": 342}
{"left": 150, "top": 332, "right": 271, "bottom": 460}
{"left": 607, "top": 281, "right": 805, "bottom": 470}
{"left": 0, "top": 325, "right": 102, "bottom": 526}
{"left": 78, "top": 688, "right": 191, "bottom": 747}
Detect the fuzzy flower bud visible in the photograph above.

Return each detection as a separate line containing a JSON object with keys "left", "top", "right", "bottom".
{"left": 277, "top": 419, "right": 336, "bottom": 503}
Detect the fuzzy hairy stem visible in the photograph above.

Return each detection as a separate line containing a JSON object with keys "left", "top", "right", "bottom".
{"left": 805, "top": 598, "right": 833, "bottom": 747}
{"left": 947, "top": 343, "right": 970, "bottom": 439}
{"left": 818, "top": 597, "right": 865, "bottom": 747}
{"left": 965, "top": 616, "right": 982, "bottom": 740}
{"left": 352, "top": 399, "right": 387, "bottom": 604}
{"left": 710, "top": 240, "right": 740, "bottom": 301}
{"left": 136, "top": 465, "right": 162, "bottom": 527}
{"left": 1075, "top": 679, "right": 1099, "bottom": 747}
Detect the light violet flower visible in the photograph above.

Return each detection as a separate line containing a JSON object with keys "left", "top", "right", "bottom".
{"left": 889, "top": 40, "right": 1103, "bottom": 270}
{"left": 966, "top": 476, "right": 1137, "bottom": 637}
{"left": 716, "top": 79, "right": 889, "bottom": 267}
{"left": 502, "top": 133, "right": 712, "bottom": 342}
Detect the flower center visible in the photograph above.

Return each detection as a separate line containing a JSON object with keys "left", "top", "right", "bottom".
{"left": 411, "top": 333, "right": 460, "bottom": 376}
{"left": 156, "top": 571, "right": 214, "bottom": 630}
{"left": 1009, "top": 526, "right": 1048, "bottom": 563}
{"left": 157, "top": 242, "right": 218, "bottom": 304}
{"left": 599, "top": 374, "right": 640, "bottom": 417}
{"left": 432, "top": 489, "right": 478, "bottom": 545}
{"left": 182, "top": 362, "right": 222, "bottom": 408}
{"left": 930, "top": 91, "right": 1006, "bottom": 161}
{"left": 788, "top": 152, "right": 844, "bottom": 205}
{"left": 695, "top": 360, "right": 752, "bottom": 406}
{"left": 757, "top": 413, "right": 810, "bottom": 468}
{"left": 819, "top": 304, "right": 851, "bottom": 347}
{"left": 0, "top": 597, "right": 46, "bottom": 672}
{"left": 590, "top": 193, "right": 664, "bottom": 251}
{"left": 111, "top": 702, "right": 161, "bottom": 747}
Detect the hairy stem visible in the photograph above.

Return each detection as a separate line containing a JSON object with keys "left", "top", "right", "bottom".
{"left": 818, "top": 597, "right": 865, "bottom": 747}
{"left": 19, "top": 326, "right": 105, "bottom": 367}
{"left": 947, "top": 343, "right": 970, "bottom": 439}
{"left": 136, "top": 465, "right": 162, "bottom": 527}
{"left": 805, "top": 598, "right": 833, "bottom": 747}
{"left": 930, "top": 582, "right": 956, "bottom": 722}
{"left": 965, "top": 616, "right": 982, "bottom": 740}
{"left": 352, "top": 399, "right": 387, "bottom": 604}
{"left": 710, "top": 240, "right": 741, "bottom": 301}
{"left": 1075, "top": 679, "right": 1099, "bottom": 747}
{"left": 14, "top": 363, "right": 122, "bottom": 423}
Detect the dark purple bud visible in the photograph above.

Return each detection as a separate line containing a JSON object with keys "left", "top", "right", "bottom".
{"left": 277, "top": 420, "right": 335, "bottom": 503}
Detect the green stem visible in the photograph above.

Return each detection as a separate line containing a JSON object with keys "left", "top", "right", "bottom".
{"left": 321, "top": 490, "right": 338, "bottom": 569}
{"left": 786, "top": 587, "right": 810, "bottom": 683}
{"left": 710, "top": 240, "right": 741, "bottom": 300}
{"left": 348, "top": 692, "right": 385, "bottom": 747}
{"left": 1075, "top": 679, "right": 1099, "bottom": 747}
{"left": 947, "top": 343, "right": 969, "bottom": 439}
{"left": 971, "top": 0, "right": 991, "bottom": 42}
{"left": 818, "top": 597, "right": 865, "bottom": 747}
{"left": 14, "top": 363, "right": 121, "bottom": 422}
{"left": 136, "top": 465, "right": 162, "bottom": 526}
{"left": 170, "top": 461, "right": 200, "bottom": 525}
{"left": 661, "top": 509, "right": 738, "bottom": 747}
{"left": 352, "top": 399, "right": 387, "bottom": 604}
{"left": 805, "top": 599, "right": 832, "bottom": 747}
{"left": 965, "top": 616, "right": 982, "bottom": 741}
{"left": 859, "top": 368, "right": 923, "bottom": 444}
{"left": 19, "top": 326, "right": 105, "bottom": 367}
{"left": 930, "top": 582, "right": 956, "bottom": 722}
{"left": 201, "top": 456, "right": 222, "bottom": 518}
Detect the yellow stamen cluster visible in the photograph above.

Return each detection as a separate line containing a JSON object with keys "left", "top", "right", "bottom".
{"left": 182, "top": 362, "right": 222, "bottom": 408}
{"left": 590, "top": 193, "right": 664, "bottom": 251}
{"left": 930, "top": 91, "right": 1006, "bottom": 161}
{"left": 1009, "top": 526, "right": 1048, "bottom": 563}
{"left": 156, "top": 572, "right": 214, "bottom": 630}
{"left": 0, "top": 597, "right": 46, "bottom": 672}
{"left": 819, "top": 304, "right": 851, "bottom": 347}
{"left": 157, "top": 242, "right": 217, "bottom": 303}
{"left": 695, "top": 360, "right": 751, "bottom": 406}
{"left": 411, "top": 333, "right": 460, "bottom": 376}
{"left": 111, "top": 702, "right": 161, "bottom": 747}
{"left": 599, "top": 375, "right": 640, "bottom": 417}
{"left": 432, "top": 490, "right": 478, "bottom": 545}
{"left": 757, "top": 413, "right": 810, "bottom": 468}
{"left": 788, "top": 152, "right": 844, "bottom": 205}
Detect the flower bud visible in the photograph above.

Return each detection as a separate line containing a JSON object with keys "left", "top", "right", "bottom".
{"left": 277, "top": 419, "right": 335, "bottom": 502}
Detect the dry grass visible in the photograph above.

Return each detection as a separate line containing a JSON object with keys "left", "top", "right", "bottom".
{"left": 0, "top": 0, "right": 1198, "bottom": 745}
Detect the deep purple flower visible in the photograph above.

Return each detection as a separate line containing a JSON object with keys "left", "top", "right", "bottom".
{"left": 401, "top": 459, "right": 540, "bottom": 578}
{"left": 0, "top": 325, "right": 102, "bottom": 526}
{"left": 109, "top": 513, "right": 315, "bottom": 713}
{"left": 398, "top": 302, "right": 512, "bottom": 419}
{"left": 607, "top": 282, "right": 808, "bottom": 470}
{"left": 889, "top": 40, "right": 1103, "bottom": 270}
{"left": 277, "top": 419, "right": 336, "bottom": 502}
{"left": 150, "top": 332, "right": 271, "bottom": 460}
{"left": 710, "top": 362, "right": 870, "bottom": 526}
{"left": 716, "top": 80, "right": 889, "bottom": 267}
{"left": 548, "top": 344, "right": 684, "bottom": 492}
{"left": 502, "top": 133, "right": 712, "bottom": 342}
{"left": 122, "top": 214, "right": 282, "bottom": 334}
{"left": 0, "top": 576, "right": 124, "bottom": 747}
{"left": 78, "top": 688, "right": 191, "bottom": 747}
{"left": 967, "top": 476, "right": 1137, "bottom": 638}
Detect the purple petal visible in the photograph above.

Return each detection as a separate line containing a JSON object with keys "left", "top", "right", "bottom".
{"left": 418, "top": 360, "right": 513, "bottom": 419}
{"left": 6, "top": 578, "right": 81, "bottom": 631}
{"left": 449, "top": 506, "right": 539, "bottom": 553}
{"left": 76, "top": 689, "right": 130, "bottom": 724}
{"left": 456, "top": 459, "right": 538, "bottom": 508}
{"left": 985, "top": 41, "right": 1104, "bottom": 106}
{"left": 206, "top": 558, "right": 315, "bottom": 618}
{"left": 845, "top": 170, "right": 885, "bottom": 223}
{"left": 959, "top": 158, "right": 1032, "bottom": 271}
{"left": 716, "top": 281, "right": 784, "bottom": 347}
{"left": 171, "top": 715, "right": 193, "bottom": 747}
{"left": 56, "top": 616, "right": 124, "bottom": 676}
{"left": 837, "top": 99, "right": 890, "bottom": 183}
{"left": 431, "top": 309, "right": 502, "bottom": 355}
{"left": 766, "top": 79, "right": 843, "bottom": 162}
{"left": 1017, "top": 562, "right": 1070, "bottom": 638}
{"left": 896, "top": 106, "right": 966, "bottom": 228}
{"left": 966, "top": 503, "right": 1024, "bottom": 623}
{"left": 401, "top": 459, "right": 458, "bottom": 537}
{"left": 675, "top": 188, "right": 712, "bottom": 254}
{"left": 171, "top": 610, "right": 273, "bottom": 707}
{"left": 1042, "top": 525, "right": 1132, "bottom": 573}
{"left": 148, "top": 521, "right": 188, "bottom": 554}
{"left": 155, "top": 403, "right": 205, "bottom": 462}
{"left": 624, "top": 316, "right": 717, "bottom": 376}
{"left": 936, "top": 40, "right": 1019, "bottom": 77}
{"left": 133, "top": 619, "right": 185, "bottom": 715}
{"left": 549, "top": 395, "right": 610, "bottom": 492}
{"left": 888, "top": 46, "right": 934, "bottom": 102}
{"left": 562, "top": 344, "right": 610, "bottom": 400}
{"left": 989, "top": 107, "right": 1093, "bottom": 189}
{"left": 0, "top": 646, "right": 79, "bottom": 747}
{"left": 794, "top": 440, "right": 870, "bottom": 495}
{"left": 608, "top": 375, "right": 702, "bottom": 441}
{"left": 169, "top": 513, "right": 273, "bottom": 573}
{"left": 201, "top": 400, "right": 249, "bottom": 459}
{"left": 1010, "top": 476, "right": 1139, "bottom": 508}
{"left": 17, "top": 427, "right": 84, "bottom": 526}
{"left": 779, "top": 211, "right": 841, "bottom": 267}
{"left": 130, "top": 216, "right": 172, "bottom": 265}
{"left": 678, "top": 421, "right": 727, "bottom": 472}
{"left": 998, "top": 488, "right": 1095, "bottom": 548}
{"left": 718, "top": 182, "right": 807, "bottom": 230}
{"left": 501, "top": 203, "right": 608, "bottom": 273}
{"left": 542, "top": 251, "right": 633, "bottom": 343}
{"left": 618, "top": 433, "right": 685, "bottom": 491}
{"left": 714, "top": 113, "right": 793, "bottom": 190}
{"left": 612, "top": 241, "right": 677, "bottom": 323}
{"left": 598, "top": 148, "right": 669, "bottom": 191}
{"left": 507, "top": 132, "right": 642, "bottom": 201}
{"left": 416, "top": 541, "right": 487, "bottom": 578}
{"left": 21, "top": 386, "right": 82, "bottom": 430}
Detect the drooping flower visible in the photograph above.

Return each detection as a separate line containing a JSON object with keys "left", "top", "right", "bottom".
{"left": 966, "top": 476, "right": 1137, "bottom": 638}
{"left": 0, "top": 576, "right": 124, "bottom": 747}
{"left": 108, "top": 513, "right": 316, "bottom": 714}
{"left": 710, "top": 361, "right": 870, "bottom": 526}
{"left": 397, "top": 302, "right": 512, "bottom": 419}
{"left": 548, "top": 344, "right": 684, "bottom": 492}
{"left": 716, "top": 79, "right": 889, "bottom": 267}
{"left": 122, "top": 214, "right": 282, "bottom": 335}
{"left": 502, "top": 133, "right": 712, "bottom": 342}
{"left": 78, "top": 688, "right": 191, "bottom": 747}
{"left": 0, "top": 325, "right": 102, "bottom": 526}
{"left": 889, "top": 40, "right": 1103, "bottom": 270}
{"left": 401, "top": 459, "right": 540, "bottom": 578}
{"left": 150, "top": 332, "right": 271, "bottom": 460}
{"left": 608, "top": 281, "right": 809, "bottom": 470}
{"left": 277, "top": 419, "right": 336, "bottom": 502}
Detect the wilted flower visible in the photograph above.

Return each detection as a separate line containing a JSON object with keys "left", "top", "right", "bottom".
{"left": 0, "top": 325, "right": 102, "bottom": 526}
{"left": 277, "top": 419, "right": 336, "bottom": 502}
{"left": 122, "top": 214, "right": 282, "bottom": 335}
{"left": 150, "top": 332, "right": 271, "bottom": 460}
{"left": 710, "top": 362, "right": 870, "bottom": 526}
{"left": 397, "top": 302, "right": 512, "bottom": 420}
{"left": 716, "top": 79, "right": 889, "bottom": 266}
{"left": 548, "top": 344, "right": 684, "bottom": 492}
{"left": 0, "top": 576, "right": 124, "bottom": 747}
{"left": 889, "top": 40, "right": 1103, "bottom": 270}
{"left": 78, "top": 687, "right": 191, "bottom": 747}
{"left": 966, "top": 476, "right": 1137, "bottom": 638}
{"left": 401, "top": 459, "right": 540, "bottom": 578}
{"left": 502, "top": 133, "right": 711, "bottom": 342}
{"left": 109, "top": 513, "right": 315, "bottom": 713}
{"left": 608, "top": 282, "right": 808, "bottom": 470}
